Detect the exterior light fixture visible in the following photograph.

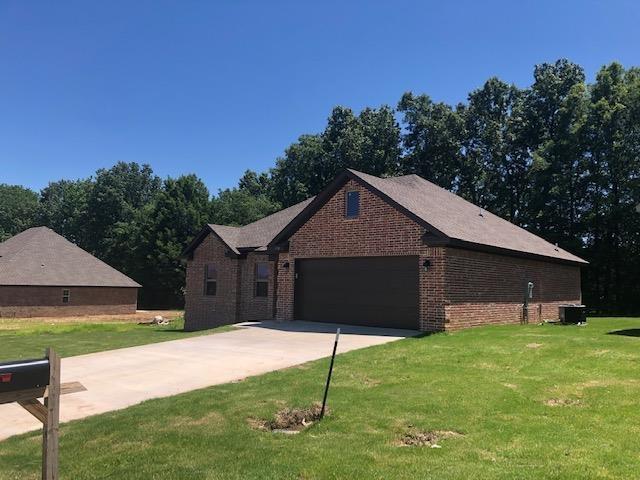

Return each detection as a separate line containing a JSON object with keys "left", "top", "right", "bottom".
{"left": 422, "top": 259, "right": 431, "bottom": 271}
{"left": 282, "top": 261, "right": 290, "bottom": 269}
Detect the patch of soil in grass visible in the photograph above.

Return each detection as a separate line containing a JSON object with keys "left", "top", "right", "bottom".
{"left": 249, "top": 402, "right": 327, "bottom": 433}
{"left": 545, "top": 398, "right": 582, "bottom": 407}
{"left": 526, "top": 343, "right": 543, "bottom": 349}
{"left": 397, "top": 429, "right": 463, "bottom": 447}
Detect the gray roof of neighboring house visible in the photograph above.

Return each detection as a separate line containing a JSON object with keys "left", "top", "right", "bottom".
{"left": 0, "top": 227, "right": 141, "bottom": 287}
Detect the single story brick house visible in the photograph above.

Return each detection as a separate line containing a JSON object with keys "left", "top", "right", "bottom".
{"left": 0, "top": 227, "right": 140, "bottom": 317}
{"left": 183, "top": 169, "right": 586, "bottom": 332}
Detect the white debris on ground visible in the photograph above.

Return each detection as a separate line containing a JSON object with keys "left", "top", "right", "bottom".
{"left": 141, "top": 315, "right": 171, "bottom": 326}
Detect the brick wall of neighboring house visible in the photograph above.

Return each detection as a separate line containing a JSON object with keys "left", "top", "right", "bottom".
{"left": 184, "top": 233, "right": 240, "bottom": 330}
{"left": 275, "top": 179, "right": 449, "bottom": 331}
{"left": 0, "top": 286, "right": 137, "bottom": 318}
{"left": 239, "top": 252, "right": 275, "bottom": 321}
{"left": 442, "top": 247, "right": 582, "bottom": 330}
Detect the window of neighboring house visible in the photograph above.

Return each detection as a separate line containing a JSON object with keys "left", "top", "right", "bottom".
{"left": 62, "top": 289, "right": 70, "bottom": 304}
{"left": 204, "top": 264, "right": 217, "bottom": 296}
{"left": 345, "top": 190, "right": 360, "bottom": 218}
{"left": 255, "top": 262, "right": 269, "bottom": 297}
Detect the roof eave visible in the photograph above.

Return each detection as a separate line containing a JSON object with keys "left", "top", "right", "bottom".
{"left": 444, "top": 238, "right": 589, "bottom": 266}
{"left": 182, "top": 225, "right": 241, "bottom": 258}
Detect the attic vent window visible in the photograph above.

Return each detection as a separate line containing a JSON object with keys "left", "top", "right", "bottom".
{"left": 345, "top": 191, "right": 360, "bottom": 218}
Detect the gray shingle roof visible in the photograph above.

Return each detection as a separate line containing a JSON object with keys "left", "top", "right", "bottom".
{"left": 0, "top": 227, "right": 141, "bottom": 287}
{"left": 207, "top": 198, "right": 315, "bottom": 254}
{"left": 193, "top": 169, "right": 586, "bottom": 265}
{"left": 348, "top": 169, "right": 587, "bottom": 264}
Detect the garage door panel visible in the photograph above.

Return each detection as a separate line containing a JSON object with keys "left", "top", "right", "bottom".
{"left": 294, "top": 256, "right": 418, "bottom": 329}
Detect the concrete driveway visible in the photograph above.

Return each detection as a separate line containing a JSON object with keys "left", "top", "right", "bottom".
{"left": 0, "top": 321, "right": 414, "bottom": 441}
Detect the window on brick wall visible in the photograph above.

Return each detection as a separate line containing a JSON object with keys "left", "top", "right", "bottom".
{"left": 62, "top": 289, "right": 70, "bottom": 304}
{"left": 345, "top": 190, "right": 360, "bottom": 218}
{"left": 255, "top": 262, "right": 269, "bottom": 297}
{"left": 204, "top": 264, "right": 217, "bottom": 296}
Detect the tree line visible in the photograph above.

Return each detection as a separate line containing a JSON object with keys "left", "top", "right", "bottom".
{"left": 1, "top": 59, "right": 638, "bottom": 313}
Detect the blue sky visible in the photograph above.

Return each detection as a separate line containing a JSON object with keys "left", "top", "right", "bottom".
{"left": 1, "top": 0, "right": 639, "bottom": 194}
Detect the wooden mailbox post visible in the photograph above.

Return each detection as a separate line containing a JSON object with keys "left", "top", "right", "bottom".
{"left": 0, "top": 348, "right": 86, "bottom": 480}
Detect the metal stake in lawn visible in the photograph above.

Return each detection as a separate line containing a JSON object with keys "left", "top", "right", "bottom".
{"left": 320, "top": 328, "right": 340, "bottom": 419}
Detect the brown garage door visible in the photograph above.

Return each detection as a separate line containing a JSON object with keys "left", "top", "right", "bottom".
{"left": 294, "top": 256, "right": 419, "bottom": 330}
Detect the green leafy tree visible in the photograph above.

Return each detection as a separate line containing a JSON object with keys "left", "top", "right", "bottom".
{"left": 270, "top": 105, "right": 401, "bottom": 207}
{"left": 86, "top": 162, "right": 161, "bottom": 270}
{"left": 397, "top": 92, "right": 464, "bottom": 190}
{"left": 461, "top": 78, "right": 529, "bottom": 221}
{"left": 135, "top": 175, "right": 212, "bottom": 307}
{"left": 211, "top": 188, "right": 280, "bottom": 226}
{"left": 583, "top": 63, "right": 640, "bottom": 312}
{"left": 521, "top": 59, "right": 588, "bottom": 247}
{"left": 0, "top": 184, "right": 39, "bottom": 240}
{"left": 38, "top": 179, "right": 93, "bottom": 246}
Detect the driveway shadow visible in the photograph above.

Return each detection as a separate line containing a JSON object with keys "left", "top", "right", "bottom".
{"left": 238, "top": 320, "right": 420, "bottom": 338}
{"left": 607, "top": 329, "right": 640, "bottom": 337}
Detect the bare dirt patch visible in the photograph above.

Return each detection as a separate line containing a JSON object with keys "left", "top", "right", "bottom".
{"left": 249, "top": 402, "right": 327, "bottom": 433}
{"left": 0, "top": 310, "right": 182, "bottom": 327}
{"left": 397, "top": 428, "right": 463, "bottom": 447}
{"left": 545, "top": 398, "right": 582, "bottom": 407}
{"left": 526, "top": 343, "right": 543, "bottom": 349}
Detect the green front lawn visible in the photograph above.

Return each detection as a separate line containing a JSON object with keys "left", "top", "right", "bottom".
{"left": 0, "top": 314, "right": 233, "bottom": 361}
{"left": 1, "top": 318, "right": 640, "bottom": 479}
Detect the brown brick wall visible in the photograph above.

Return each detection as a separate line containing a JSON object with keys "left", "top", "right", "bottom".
{"left": 0, "top": 286, "right": 137, "bottom": 318}
{"left": 184, "top": 234, "right": 276, "bottom": 330}
{"left": 274, "top": 179, "right": 582, "bottom": 332}
{"left": 187, "top": 180, "right": 583, "bottom": 333}
{"left": 239, "top": 253, "right": 275, "bottom": 321}
{"left": 184, "top": 233, "right": 240, "bottom": 330}
{"left": 443, "top": 248, "right": 582, "bottom": 330}
{"left": 275, "top": 179, "right": 447, "bottom": 331}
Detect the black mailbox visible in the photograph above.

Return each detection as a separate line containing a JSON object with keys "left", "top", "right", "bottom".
{"left": 0, "top": 358, "right": 50, "bottom": 394}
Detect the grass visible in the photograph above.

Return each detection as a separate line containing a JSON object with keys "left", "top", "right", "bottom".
{"left": 2, "top": 317, "right": 640, "bottom": 479}
{"left": 0, "top": 313, "right": 233, "bottom": 361}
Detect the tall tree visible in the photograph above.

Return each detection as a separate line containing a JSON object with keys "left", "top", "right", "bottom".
{"left": 397, "top": 92, "right": 464, "bottom": 191}
{"left": 461, "top": 78, "right": 528, "bottom": 220}
{"left": 136, "top": 175, "right": 212, "bottom": 307}
{"left": 521, "top": 59, "right": 588, "bottom": 249}
{"left": 38, "top": 179, "right": 93, "bottom": 246}
{"left": 0, "top": 184, "right": 39, "bottom": 240}
{"left": 86, "top": 162, "right": 161, "bottom": 270}
{"left": 270, "top": 134, "right": 325, "bottom": 207}
{"left": 211, "top": 188, "right": 280, "bottom": 226}
{"left": 583, "top": 63, "right": 640, "bottom": 312}
{"left": 270, "top": 105, "right": 401, "bottom": 207}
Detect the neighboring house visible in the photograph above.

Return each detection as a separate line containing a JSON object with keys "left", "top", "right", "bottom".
{"left": 183, "top": 169, "right": 586, "bottom": 332}
{"left": 0, "top": 227, "right": 140, "bottom": 317}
